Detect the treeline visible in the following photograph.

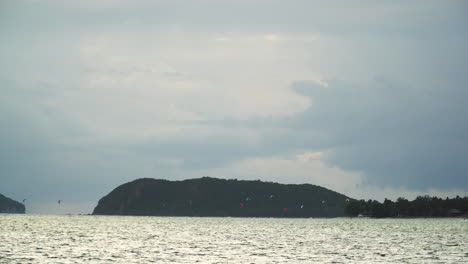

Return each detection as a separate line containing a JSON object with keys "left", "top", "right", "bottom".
{"left": 345, "top": 195, "right": 468, "bottom": 218}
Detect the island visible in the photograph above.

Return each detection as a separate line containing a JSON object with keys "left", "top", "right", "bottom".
{"left": 93, "top": 177, "right": 351, "bottom": 217}
{"left": 0, "top": 193, "right": 25, "bottom": 214}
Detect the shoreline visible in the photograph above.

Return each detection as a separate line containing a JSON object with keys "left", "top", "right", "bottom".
{"left": 3, "top": 213, "right": 467, "bottom": 220}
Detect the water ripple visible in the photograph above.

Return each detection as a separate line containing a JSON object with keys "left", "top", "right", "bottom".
{"left": 0, "top": 215, "right": 467, "bottom": 263}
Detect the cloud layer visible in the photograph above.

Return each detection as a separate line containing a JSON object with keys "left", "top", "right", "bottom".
{"left": 1, "top": 0, "right": 467, "bottom": 213}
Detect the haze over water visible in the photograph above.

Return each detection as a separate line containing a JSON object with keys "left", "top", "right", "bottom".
{"left": 1, "top": 214, "right": 466, "bottom": 264}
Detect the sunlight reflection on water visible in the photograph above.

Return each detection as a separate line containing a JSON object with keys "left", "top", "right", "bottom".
{"left": 0, "top": 215, "right": 467, "bottom": 263}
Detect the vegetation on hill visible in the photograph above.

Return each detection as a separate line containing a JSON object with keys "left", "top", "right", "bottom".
{"left": 93, "top": 177, "right": 351, "bottom": 217}
{"left": 0, "top": 194, "right": 25, "bottom": 214}
{"left": 344, "top": 195, "right": 468, "bottom": 218}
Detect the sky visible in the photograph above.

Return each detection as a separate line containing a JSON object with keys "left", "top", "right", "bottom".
{"left": 1, "top": 0, "right": 467, "bottom": 214}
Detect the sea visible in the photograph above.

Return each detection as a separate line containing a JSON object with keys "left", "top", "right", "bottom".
{"left": 0, "top": 214, "right": 467, "bottom": 264}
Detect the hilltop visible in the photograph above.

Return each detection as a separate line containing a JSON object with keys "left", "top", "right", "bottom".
{"left": 0, "top": 194, "right": 25, "bottom": 214}
{"left": 93, "top": 177, "right": 351, "bottom": 217}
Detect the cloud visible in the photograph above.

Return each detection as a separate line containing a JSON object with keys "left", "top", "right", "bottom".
{"left": 287, "top": 78, "right": 468, "bottom": 190}
{"left": 154, "top": 151, "right": 467, "bottom": 203}
{"left": 1, "top": 0, "right": 467, "bottom": 214}
{"left": 77, "top": 30, "right": 322, "bottom": 124}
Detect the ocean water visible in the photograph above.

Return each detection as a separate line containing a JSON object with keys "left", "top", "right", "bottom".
{"left": 0, "top": 215, "right": 467, "bottom": 264}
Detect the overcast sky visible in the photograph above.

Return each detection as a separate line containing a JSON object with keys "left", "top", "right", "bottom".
{"left": 1, "top": 0, "right": 467, "bottom": 214}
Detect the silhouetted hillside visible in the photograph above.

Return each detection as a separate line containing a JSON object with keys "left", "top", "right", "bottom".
{"left": 0, "top": 194, "right": 25, "bottom": 214}
{"left": 93, "top": 177, "right": 351, "bottom": 217}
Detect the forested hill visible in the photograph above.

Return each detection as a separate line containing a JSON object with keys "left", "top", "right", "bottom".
{"left": 0, "top": 194, "right": 25, "bottom": 214}
{"left": 345, "top": 196, "right": 468, "bottom": 218}
{"left": 93, "top": 177, "right": 351, "bottom": 217}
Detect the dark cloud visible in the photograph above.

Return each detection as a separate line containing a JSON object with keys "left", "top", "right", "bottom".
{"left": 287, "top": 79, "right": 468, "bottom": 189}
